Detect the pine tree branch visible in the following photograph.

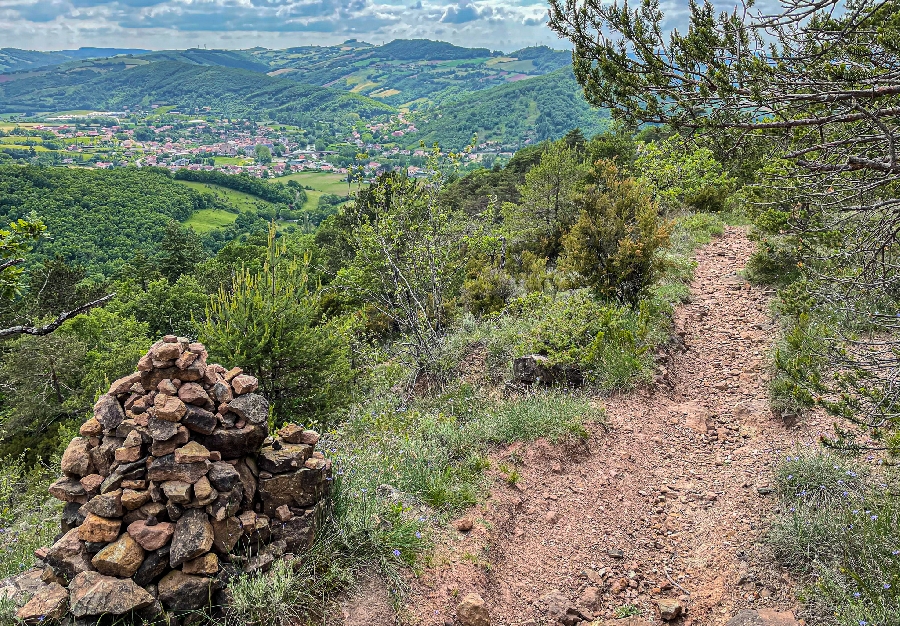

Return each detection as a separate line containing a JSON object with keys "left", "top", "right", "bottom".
{"left": 0, "top": 294, "right": 115, "bottom": 340}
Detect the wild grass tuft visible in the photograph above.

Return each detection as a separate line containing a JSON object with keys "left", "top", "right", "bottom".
{"left": 768, "top": 450, "right": 900, "bottom": 626}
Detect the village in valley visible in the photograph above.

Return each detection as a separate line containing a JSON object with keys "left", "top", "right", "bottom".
{"left": 1, "top": 106, "right": 514, "bottom": 180}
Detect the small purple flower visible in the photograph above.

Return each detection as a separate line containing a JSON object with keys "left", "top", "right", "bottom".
{"left": 854, "top": 592, "right": 861, "bottom": 597}
{"left": 393, "top": 549, "right": 401, "bottom": 557}
{"left": 885, "top": 583, "right": 891, "bottom": 589}
{"left": 415, "top": 531, "right": 422, "bottom": 539}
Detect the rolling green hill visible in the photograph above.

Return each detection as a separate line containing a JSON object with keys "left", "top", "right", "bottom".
{"left": 0, "top": 61, "right": 396, "bottom": 123}
{"left": 410, "top": 69, "right": 610, "bottom": 150}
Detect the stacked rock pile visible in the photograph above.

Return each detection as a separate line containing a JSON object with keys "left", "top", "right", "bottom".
{"left": 13, "top": 336, "right": 332, "bottom": 623}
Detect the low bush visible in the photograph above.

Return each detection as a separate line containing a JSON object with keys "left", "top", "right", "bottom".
{"left": 768, "top": 451, "right": 900, "bottom": 626}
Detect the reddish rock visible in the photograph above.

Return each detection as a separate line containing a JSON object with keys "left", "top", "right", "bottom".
{"left": 154, "top": 394, "right": 187, "bottom": 422}
{"left": 231, "top": 374, "right": 259, "bottom": 395}
{"left": 115, "top": 445, "right": 142, "bottom": 463}
{"left": 178, "top": 382, "right": 210, "bottom": 406}
{"left": 127, "top": 519, "right": 175, "bottom": 551}
{"left": 78, "top": 513, "right": 121, "bottom": 543}
{"left": 80, "top": 474, "right": 104, "bottom": 493}
{"left": 153, "top": 343, "right": 182, "bottom": 361}
{"left": 224, "top": 367, "right": 243, "bottom": 381}
{"left": 45, "top": 529, "right": 93, "bottom": 578}
{"left": 176, "top": 351, "right": 198, "bottom": 370}
{"left": 108, "top": 372, "right": 141, "bottom": 396}
{"left": 122, "top": 488, "right": 151, "bottom": 510}
{"left": 15, "top": 582, "right": 68, "bottom": 624}
{"left": 79, "top": 418, "right": 102, "bottom": 437}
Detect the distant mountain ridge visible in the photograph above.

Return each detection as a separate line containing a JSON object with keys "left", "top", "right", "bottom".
{"left": 0, "top": 60, "right": 394, "bottom": 123}
{"left": 0, "top": 47, "right": 150, "bottom": 73}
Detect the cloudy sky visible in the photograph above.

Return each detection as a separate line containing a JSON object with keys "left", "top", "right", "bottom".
{"left": 0, "top": 0, "right": 709, "bottom": 53}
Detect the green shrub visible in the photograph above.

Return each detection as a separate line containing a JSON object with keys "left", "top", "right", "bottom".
{"left": 560, "top": 161, "right": 671, "bottom": 306}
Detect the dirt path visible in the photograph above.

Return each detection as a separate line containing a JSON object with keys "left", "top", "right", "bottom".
{"left": 344, "top": 226, "right": 825, "bottom": 626}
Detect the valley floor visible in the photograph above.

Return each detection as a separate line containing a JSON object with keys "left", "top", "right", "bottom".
{"left": 339, "top": 226, "right": 824, "bottom": 625}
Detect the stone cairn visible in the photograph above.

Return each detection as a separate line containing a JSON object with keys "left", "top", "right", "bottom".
{"left": 15, "top": 335, "right": 332, "bottom": 623}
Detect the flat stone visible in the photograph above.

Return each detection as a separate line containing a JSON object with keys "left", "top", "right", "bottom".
{"left": 91, "top": 533, "right": 145, "bottom": 577}
{"left": 224, "top": 367, "right": 242, "bottom": 381}
{"left": 128, "top": 519, "right": 175, "bottom": 551}
{"left": 49, "top": 476, "right": 86, "bottom": 502}
{"left": 122, "top": 488, "right": 151, "bottom": 510}
{"left": 157, "top": 570, "right": 213, "bottom": 611}
{"left": 726, "top": 609, "right": 801, "bottom": 626}
{"left": 78, "top": 513, "right": 121, "bottom": 543}
{"left": 68, "top": 571, "right": 154, "bottom": 617}
{"left": 94, "top": 395, "right": 125, "bottom": 431}
{"left": 181, "top": 405, "right": 218, "bottom": 435}
{"left": 182, "top": 552, "right": 219, "bottom": 575}
{"left": 15, "top": 582, "right": 68, "bottom": 624}
{"left": 148, "top": 454, "right": 210, "bottom": 484}
{"left": 169, "top": 508, "right": 214, "bottom": 568}
{"left": 257, "top": 443, "right": 312, "bottom": 474}
{"left": 174, "top": 441, "right": 210, "bottom": 464}
{"left": 108, "top": 372, "right": 141, "bottom": 396}
{"left": 82, "top": 490, "right": 123, "bottom": 518}
{"left": 231, "top": 374, "right": 259, "bottom": 395}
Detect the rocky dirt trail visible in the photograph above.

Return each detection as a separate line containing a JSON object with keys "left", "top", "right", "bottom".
{"left": 355, "top": 225, "right": 829, "bottom": 626}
